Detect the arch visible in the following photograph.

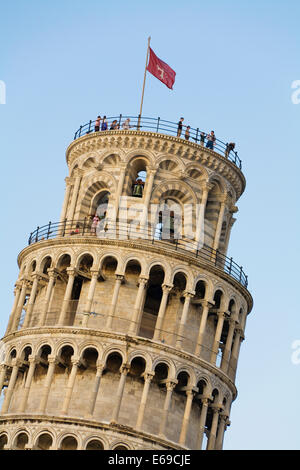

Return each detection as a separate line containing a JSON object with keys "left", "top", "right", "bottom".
{"left": 75, "top": 252, "right": 95, "bottom": 271}
{"left": 59, "top": 435, "right": 78, "bottom": 450}
{"left": 185, "top": 163, "right": 209, "bottom": 182}
{"left": 85, "top": 438, "right": 104, "bottom": 450}
{"left": 151, "top": 357, "right": 176, "bottom": 379}
{"left": 99, "top": 253, "right": 121, "bottom": 274}
{"left": 152, "top": 179, "right": 198, "bottom": 206}
{"left": 102, "top": 347, "right": 126, "bottom": 368}
{"left": 34, "top": 432, "right": 53, "bottom": 450}
{"left": 0, "top": 433, "right": 8, "bottom": 450}
{"left": 102, "top": 152, "right": 122, "bottom": 167}
{"left": 39, "top": 255, "right": 52, "bottom": 275}
{"left": 112, "top": 442, "right": 130, "bottom": 450}
{"left": 12, "top": 431, "right": 29, "bottom": 450}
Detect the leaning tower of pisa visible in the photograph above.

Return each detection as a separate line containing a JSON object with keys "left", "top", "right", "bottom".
{"left": 0, "top": 115, "right": 252, "bottom": 450}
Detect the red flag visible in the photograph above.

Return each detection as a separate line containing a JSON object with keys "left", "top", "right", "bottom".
{"left": 147, "top": 48, "right": 176, "bottom": 90}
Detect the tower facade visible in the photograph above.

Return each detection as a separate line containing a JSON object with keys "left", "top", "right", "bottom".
{"left": 0, "top": 116, "right": 252, "bottom": 450}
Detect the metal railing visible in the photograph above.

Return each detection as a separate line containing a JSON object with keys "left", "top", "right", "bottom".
{"left": 73, "top": 115, "right": 242, "bottom": 169}
{"left": 28, "top": 219, "right": 248, "bottom": 288}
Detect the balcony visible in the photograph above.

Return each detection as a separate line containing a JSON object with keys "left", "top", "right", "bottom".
{"left": 27, "top": 219, "right": 248, "bottom": 288}
{"left": 73, "top": 115, "right": 242, "bottom": 170}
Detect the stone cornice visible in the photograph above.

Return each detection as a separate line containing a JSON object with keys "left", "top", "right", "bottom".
{"left": 17, "top": 237, "right": 253, "bottom": 312}
{"left": 1, "top": 326, "right": 238, "bottom": 400}
{"left": 65, "top": 131, "right": 246, "bottom": 200}
{"left": 0, "top": 414, "right": 184, "bottom": 450}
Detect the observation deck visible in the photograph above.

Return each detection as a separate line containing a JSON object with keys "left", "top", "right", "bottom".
{"left": 72, "top": 115, "right": 242, "bottom": 169}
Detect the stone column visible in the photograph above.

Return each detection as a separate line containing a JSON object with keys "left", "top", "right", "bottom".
{"left": 39, "top": 355, "right": 57, "bottom": 413}
{"left": 111, "top": 363, "right": 130, "bottom": 423}
{"left": 59, "top": 177, "right": 72, "bottom": 225}
{"left": 159, "top": 380, "right": 177, "bottom": 437}
{"left": 11, "top": 281, "right": 28, "bottom": 332}
{"left": 67, "top": 170, "right": 82, "bottom": 222}
{"left": 207, "top": 405, "right": 222, "bottom": 450}
{"left": 5, "top": 284, "right": 22, "bottom": 335}
{"left": 179, "top": 389, "right": 195, "bottom": 446}
{"left": 211, "top": 196, "right": 227, "bottom": 256}
{"left": 220, "top": 318, "right": 236, "bottom": 373}
{"left": 136, "top": 372, "right": 154, "bottom": 431}
{"left": 210, "top": 311, "right": 226, "bottom": 365}
{"left": 0, "top": 365, "right": 8, "bottom": 398}
{"left": 215, "top": 413, "right": 229, "bottom": 450}
{"left": 128, "top": 277, "right": 148, "bottom": 335}
{"left": 19, "top": 355, "right": 38, "bottom": 412}
{"left": 228, "top": 328, "right": 244, "bottom": 380}
{"left": 61, "top": 357, "right": 79, "bottom": 414}
{"left": 106, "top": 274, "right": 124, "bottom": 329}
{"left": 153, "top": 284, "right": 173, "bottom": 341}
{"left": 197, "top": 396, "right": 210, "bottom": 449}
{"left": 115, "top": 164, "right": 127, "bottom": 218}
{"left": 58, "top": 268, "right": 76, "bottom": 326}
{"left": 82, "top": 270, "right": 99, "bottom": 327}
{"left": 86, "top": 362, "right": 105, "bottom": 418}
{"left": 23, "top": 274, "right": 41, "bottom": 328}
{"left": 140, "top": 168, "right": 156, "bottom": 234}
{"left": 39, "top": 269, "right": 57, "bottom": 326}
{"left": 194, "top": 300, "right": 212, "bottom": 356}
{"left": 176, "top": 292, "right": 194, "bottom": 349}
{"left": 1, "top": 359, "right": 20, "bottom": 413}
{"left": 195, "top": 183, "right": 211, "bottom": 249}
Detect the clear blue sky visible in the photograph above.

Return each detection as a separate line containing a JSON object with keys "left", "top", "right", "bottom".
{"left": 1, "top": 0, "right": 300, "bottom": 450}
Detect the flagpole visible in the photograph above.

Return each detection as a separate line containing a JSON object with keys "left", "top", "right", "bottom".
{"left": 138, "top": 36, "right": 151, "bottom": 129}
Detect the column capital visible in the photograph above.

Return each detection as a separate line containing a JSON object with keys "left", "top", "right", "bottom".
{"left": 65, "top": 176, "right": 72, "bottom": 186}
{"left": 166, "top": 380, "right": 177, "bottom": 392}
{"left": 47, "top": 355, "right": 58, "bottom": 365}
{"left": 200, "top": 181, "right": 214, "bottom": 193}
{"left": 120, "top": 363, "right": 130, "bottom": 375}
{"left": 183, "top": 291, "right": 195, "bottom": 299}
{"left": 90, "top": 269, "right": 99, "bottom": 278}
{"left": 28, "top": 355, "right": 39, "bottom": 365}
{"left": 71, "top": 357, "right": 80, "bottom": 367}
{"left": 143, "top": 371, "right": 155, "bottom": 382}
{"left": 47, "top": 268, "right": 58, "bottom": 279}
{"left": 11, "top": 358, "right": 22, "bottom": 368}
{"left": 162, "top": 284, "right": 173, "bottom": 293}
{"left": 201, "top": 299, "right": 214, "bottom": 308}
{"left": 66, "top": 267, "right": 77, "bottom": 276}
{"left": 96, "top": 362, "right": 105, "bottom": 373}
{"left": 138, "top": 276, "right": 148, "bottom": 287}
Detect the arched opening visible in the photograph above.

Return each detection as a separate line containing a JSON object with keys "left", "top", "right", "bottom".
{"left": 0, "top": 434, "right": 8, "bottom": 450}
{"left": 129, "top": 356, "right": 146, "bottom": 380}
{"left": 90, "top": 191, "right": 110, "bottom": 235}
{"left": 104, "top": 352, "right": 123, "bottom": 374}
{"left": 14, "top": 432, "right": 29, "bottom": 450}
{"left": 81, "top": 348, "right": 98, "bottom": 371}
{"left": 153, "top": 362, "right": 169, "bottom": 384}
{"left": 60, "top": 436, "right": 78, "bottom": 450}
{"left": 138, "top": 265, "right": 164, "bottom": 339}
{"left": 155, "top": 199, "right": 182, "bottom": 241}
{"left": 125, "top": 158, "right": 148, "bottom": 198}
{"left": 113, "top": 444, "right": 129, "bottom": 450}
{"left": 174, "top": 371, "right": 190, "bottom": 396}
{"left": 35, "top": 433, "right": 53, "bottom": 450}
{"left": 86, "top": 439, "right": 104, "bottom": 450}
{"left": 41, "top": 256, "right": 52, "bottom": 275}
{"left": 195, "top": 280, "right": 206, "bottom": 300}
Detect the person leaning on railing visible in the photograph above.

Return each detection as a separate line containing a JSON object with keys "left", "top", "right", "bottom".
{"left": 225, "top": 142, "right": 235, "bottom": 158}
{"left": 206, "top": 131, "right": 216, "bottom": 150}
